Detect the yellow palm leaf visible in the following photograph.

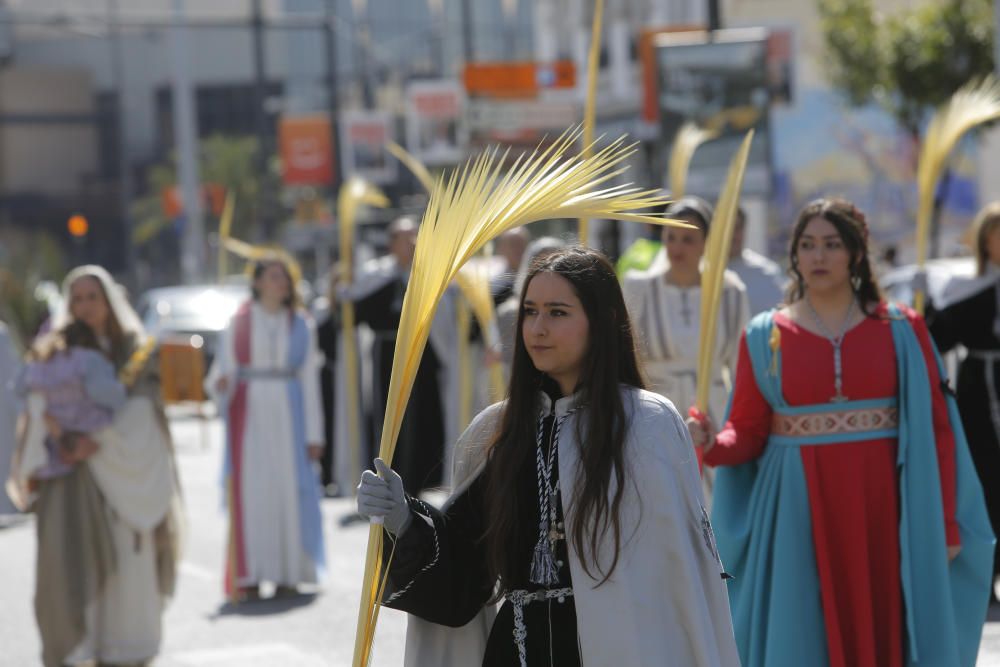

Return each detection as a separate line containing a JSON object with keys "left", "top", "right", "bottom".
{"left": 669, "top": 121, "right": 719, "bottom": 198}
{"left": 336, "top": 176, "right": 390, "bottom": 491}
{"left": 695, "top": 130, "right": 754, "bottom": 413}
{"left": 578, "top": 0, "right": 605, "bottom": 246}
{"left": 455, "top": 261, "right": 506, "bottom": 412}
{"left": 221, "top": 237, "right": 304, "bottom": 287}
{"left": 217, "top": 191, "right": 236, "bottom": 283}
{"left": 386, "top": 141, "right": 436, "bottom": 193}
{"left": 915, "top": 77, "right": 1000, "bottom": 313}
{"left": 353, "top": 127, "right": 690, "bottom": 667}
{"left": 337, "top": 176, "right": 390, "bottom": 282}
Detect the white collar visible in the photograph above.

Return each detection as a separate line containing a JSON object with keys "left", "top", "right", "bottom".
{"left": 537, "top": 390, "right": 584, "bottom": 418}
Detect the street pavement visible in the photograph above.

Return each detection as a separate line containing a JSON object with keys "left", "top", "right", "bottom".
{"left": 1, "top": 409, "right": 1000, "bottom": 666}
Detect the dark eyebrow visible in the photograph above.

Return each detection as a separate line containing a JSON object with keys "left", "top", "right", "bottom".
{"left": 523, "top": 299, "right": 575, "bottom": 308}
{"left": 800, "top": 234, "right": 841, "bottom": 241}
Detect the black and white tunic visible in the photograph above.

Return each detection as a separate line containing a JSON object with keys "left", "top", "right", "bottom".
{"left": 383, "top": 394, "right": 580, "bottom": 666}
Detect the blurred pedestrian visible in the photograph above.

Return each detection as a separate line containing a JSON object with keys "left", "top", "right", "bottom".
{"left": 622, "top": 195, "right": 749, "bottom": 502}
{"left": 316, "top": 269, "right": 340, "bottom": 496}
{"left": 490, "top": 227, "right": 530, "bottom": 306}
{"left": 359, "top": 246, "right": 738, "bottom": 666}
{"left": 8, "top": 265, "right": 182, "bottom": 667}
{"left": 209, "top": 254, "right": 325, "bottom": 601}
{"left": 924, "top": 201, "right": 1000, "bottom": 595}
{"left": 339, "top": 216, "right": 449, "bottom": 494}
{"left": 690, "top": 198, "right": 993, "bottom": 666}
{"left": 727, "top": 206, "right": 785, "bottom": 315}
{"left": 0, "top": 320, "right": 20, "bottom": 515}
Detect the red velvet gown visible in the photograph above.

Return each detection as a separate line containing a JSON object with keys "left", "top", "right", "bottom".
{"left": 704, "top": 304, "right": 959, "bottom": 667}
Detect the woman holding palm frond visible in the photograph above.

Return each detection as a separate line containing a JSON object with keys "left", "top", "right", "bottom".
{"left": 689, "top": 198, "right": 993, "bottom": 667}
{"left": 358, "top": 247, "right": 738, "bottom": 667}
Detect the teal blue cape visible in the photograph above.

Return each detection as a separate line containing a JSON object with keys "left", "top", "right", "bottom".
{"left": 712, "top": 305, "right": 994, "bottom": 666}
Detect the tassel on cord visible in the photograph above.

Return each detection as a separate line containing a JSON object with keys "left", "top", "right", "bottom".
{"left": 530, "top": 535, "right": 560, "bottom": 587}
{"left": 769, "top": 323, "right": 781, "bottom": 376}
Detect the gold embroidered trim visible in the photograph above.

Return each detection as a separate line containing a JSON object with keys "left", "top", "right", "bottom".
{"left": 772, "top": 405, "right": 899, "bottom": 438}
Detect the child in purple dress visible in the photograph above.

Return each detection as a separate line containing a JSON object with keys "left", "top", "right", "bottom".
{"left": 19, "top": 321, "right": 127, "bottom": 480}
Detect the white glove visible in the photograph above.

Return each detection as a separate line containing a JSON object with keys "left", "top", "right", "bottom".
{"left": 357, "top": 458, "right": 413, "bottom": 536}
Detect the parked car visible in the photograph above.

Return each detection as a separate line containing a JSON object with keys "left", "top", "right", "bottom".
{"left": 880, "top": 256, "right": 977, "bottom": 308}
{"left": 137, "top": 283, "right": 249, "bottom": 374}
{"left": 880, "top": 256, "right": 977, "bottom": 380}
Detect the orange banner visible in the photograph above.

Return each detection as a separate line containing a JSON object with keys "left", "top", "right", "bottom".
{"left": 280, "top": 114, "right": 335, "bottom": 186}
{"left": 463, "top": 60, "right": 575, "bottom": 98}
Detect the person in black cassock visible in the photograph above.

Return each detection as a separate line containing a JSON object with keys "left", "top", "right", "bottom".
{"left": 357, "top": 246, "right": 738, "bottom": 667}
{"left": 925, "top": 201, "right": 1000, "bottom": 587}
{"left": 316, "top": 275, "right": 340, "bottom": 494}
{"left": 339, "top": 216, "right": 446, "bottom": 495}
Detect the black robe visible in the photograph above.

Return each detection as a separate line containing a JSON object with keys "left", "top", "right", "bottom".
{"left": 382, "top": 412, "right": 581, "bottom": 666}
{"left": 927, "top": 281, "right": 1000, "bottom": 575}
{"left": 317, "top": 312, "right": 338, "bottom": 490}
{"left": 353, "top": 276, "right": 445, "bottom": 495}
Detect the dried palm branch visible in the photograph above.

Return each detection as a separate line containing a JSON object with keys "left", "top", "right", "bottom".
{"left": 217, "top": 191, "right": 236, "bottom": 283}
{"left": 695, "top": 130, "right": 755, "bottom": 414}
{"left": 669, "top": 121, "right": 719, "bottom": 198}
{"left": 915, "top": 77, "right": 1000, "bottom": 313}
{"left": 337, "top": 177, "right": 390, "bottom": 489}
{"left": 578, "top": 0, "right": 605, "bottom": 246}
{"left": 222, "top": 237, "right": 304, "bottom": 288}
{"left": 386, "top": 140, "right": 436, "bottom": 193}
{"left": 353, "top": 127, "right": 689, "bottom": 667}
{"left": 455, "top": 261, "right": 506, "bottom": 423}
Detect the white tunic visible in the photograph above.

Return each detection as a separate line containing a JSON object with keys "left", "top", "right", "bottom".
{"left": 622, "top": 268, "right": 749, "bottom": 423}
{"left": 212, "top": 303, "right": 324, "bottom": 586}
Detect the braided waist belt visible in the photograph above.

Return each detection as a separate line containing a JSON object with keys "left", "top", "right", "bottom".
{"left": 769, "top": 398, "right": 899, "bottom": 446}
{"left": 236, "top": 367, "right": 297, "bottom": 380}
{"left": 506, "top": 587, "right": 574, "bottom": 667}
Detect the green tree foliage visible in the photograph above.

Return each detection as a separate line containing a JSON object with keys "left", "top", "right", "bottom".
{"left": 819, "top": 0, "right": 996, "bottom": 136}
{"left": 131, "top": 134, "right": 280, "bottom": 246}
{"left": 0, "top": 230, "right": 66, "bottom": 347}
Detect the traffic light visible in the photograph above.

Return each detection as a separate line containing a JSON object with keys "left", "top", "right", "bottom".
{"left": 67, "top": 214, "right": 89, "bottom": 238}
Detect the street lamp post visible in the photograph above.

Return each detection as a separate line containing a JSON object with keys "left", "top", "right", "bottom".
{"left": 170, "top": 0, "right": 205, "bottom": 284}
{"left": 502, "top": 0, "right": 517, "bottom": 59}
{"left": 324, "top": 0, "right": 342, "bottom": 193}
{"left": 352, "top": 0, "right": 374, "bottom": 109}
{"left": 995, "top": 0, "right": 1000, "bottom": 78}
{"left": 707, "top": 0, "right": 721, "bottom": 31}
{"left": 107, "top": 0, "right": 135, "bottom": 284}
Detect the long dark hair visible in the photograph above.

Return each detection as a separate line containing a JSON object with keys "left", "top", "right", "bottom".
{"left": 482, "top": 246, "right": 645, "bottom": 593}
{"left": 787, "top": 197, "right": 882, "bottom": 316}
{"left": 67, "top": 273, "right": 129, "bottom": 367}
{"left": 973, "top": 201, "right": 1000, "bottom": 276}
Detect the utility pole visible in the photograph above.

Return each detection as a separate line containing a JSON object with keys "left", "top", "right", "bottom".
{"left": 459, "top": 0, "right": 474, "bottom": 63}
{"left": 251, "top": 0, "right": 271, "bottom": 239}
{"left": 170, "top": 0, "right": 204, "bottom": 283}
{"left": 707, "top": 0, "right": 721, "bottom": 31}
{"left": 324, "top": 0, "right": 342, "bottom": 193}
{"left": 108, "top": 0, "right": 135, "bottom": 283}
{"left": 995, "top": 0, "right": 1000, "bottom": 78}
{"left": 352, "top": 0, "right": 374, "bottom": 109}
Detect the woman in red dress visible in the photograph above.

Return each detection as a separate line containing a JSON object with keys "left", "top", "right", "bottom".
{"left": 688, "top": 197, "right": 993, "bottom": 667}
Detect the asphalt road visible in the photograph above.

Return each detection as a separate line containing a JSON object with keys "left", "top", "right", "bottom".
{"left": 1, "top": 410, "right": 1000, "bottom": 666}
